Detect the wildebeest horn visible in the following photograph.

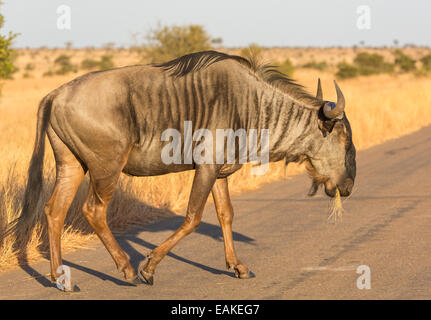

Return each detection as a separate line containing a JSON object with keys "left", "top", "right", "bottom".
{"left": 323, "top": 80, "right": 345, "bottom": 119}
{"left": 316, "top": 78, "right": 323, "bottom": 99}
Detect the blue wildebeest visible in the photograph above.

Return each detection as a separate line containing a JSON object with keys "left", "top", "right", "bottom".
{"left": 1, "top": 51, "right": 355, "bottom": 289}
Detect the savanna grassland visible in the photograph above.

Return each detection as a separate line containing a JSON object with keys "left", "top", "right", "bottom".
{"left": 1, "top": 46, "right": 431, "bottom": 271}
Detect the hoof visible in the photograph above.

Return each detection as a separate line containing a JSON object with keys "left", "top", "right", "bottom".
{"left": 229, "top": 263, "right": 255, "bottom": 279}
{"left": 139, "top": 270, "right": 154, "bottom": 286}
{"left": 234, "top": 268, "right": 256, "bottom": 279}
{"left": 126, "top": 275, "right": 142, "bottom": 285}
{"left": 138, "top": 260, "right": 154, "bottom": 286}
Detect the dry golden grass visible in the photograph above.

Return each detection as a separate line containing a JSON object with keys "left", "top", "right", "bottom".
{"left": 1, "top": 48, "right": 431, "bottom": 272}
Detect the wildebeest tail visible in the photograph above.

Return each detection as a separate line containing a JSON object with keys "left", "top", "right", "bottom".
{"left": 0, "top": 94, "right": 54, "bottom": 244}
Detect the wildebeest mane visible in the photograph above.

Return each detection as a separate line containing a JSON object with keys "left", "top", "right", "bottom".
{"left": 155, "top": 50, "right": 322, "bottom": 107}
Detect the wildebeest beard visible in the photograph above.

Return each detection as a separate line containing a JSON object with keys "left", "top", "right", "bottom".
{"left": 286, "top": 154, "right": 328, "bottom": 197}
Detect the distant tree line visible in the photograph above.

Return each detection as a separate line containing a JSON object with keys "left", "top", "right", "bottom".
{"left": 336, "top": 50, "right": 431, "bottom": 79}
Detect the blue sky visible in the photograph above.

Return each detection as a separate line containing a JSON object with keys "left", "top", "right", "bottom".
{"left": 1, "top": 0, "right": 430, "bottom": 48}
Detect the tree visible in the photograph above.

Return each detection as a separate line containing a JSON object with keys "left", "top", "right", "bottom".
{"left": 0, "top": 2, "right": 18, "bottom": 86}
{"left": 144, "top": 24, "right": 213, "bottom": 63}
{"left": 64, "top": 41, "right": 73, "bottom": 50}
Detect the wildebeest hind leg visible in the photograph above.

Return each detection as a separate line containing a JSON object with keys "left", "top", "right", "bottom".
{"left": 82, "top": 171, "right": 140, "bottom": 285}
{"left": 212, "top": 178, "right": 254, "bottom": 279}
{"left": 45, "top": 127, "right": 85, "bottom": 290}
{"left": 138, "top": 164, "right": 220, "bottom": 285}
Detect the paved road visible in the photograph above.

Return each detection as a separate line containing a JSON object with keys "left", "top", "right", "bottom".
{"left": 1, "top": 126, "right": 431, "bottom": 299}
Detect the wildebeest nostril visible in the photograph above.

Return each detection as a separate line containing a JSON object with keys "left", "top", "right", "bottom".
{"left": 346, "top": 178, "right": 354, "bottom": 192}
{"left": 340, "top": 178, "right": 354, "bottom": 196}
{"left": 325, "top": 187, "right": 337, "bottom": 198}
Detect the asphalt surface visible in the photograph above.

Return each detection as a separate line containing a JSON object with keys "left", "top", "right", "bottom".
{"left": 1, "top": 126, "right": 431, "bottom": 299}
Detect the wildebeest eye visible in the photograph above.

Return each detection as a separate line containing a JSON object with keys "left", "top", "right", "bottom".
{"left": 323, "top": 120, "right": 336, "bottom": 132}
{"left": 319, "top": 119, "right": 336, "bottom": 137}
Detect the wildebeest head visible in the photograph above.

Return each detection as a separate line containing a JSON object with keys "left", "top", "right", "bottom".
{"left": 305, "top": 80, "right": 356, "bottom": 198}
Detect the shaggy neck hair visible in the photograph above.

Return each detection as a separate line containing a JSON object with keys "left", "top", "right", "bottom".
{"left": 154, "top": 50, "right": 323, "bottom": 108}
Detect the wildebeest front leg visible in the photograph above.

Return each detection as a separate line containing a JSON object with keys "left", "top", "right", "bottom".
{"left": 139, "top": 165, "right": 220, "bottom": 285}
{"left": 212, "top": 178, "right": 254, "bottom": 279}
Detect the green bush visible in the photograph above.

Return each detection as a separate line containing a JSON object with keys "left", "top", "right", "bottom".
{"left": 54, "top": 54, "right": 77, "bottom": 75}
{"left": 81, "top": 55, "right": 115, "bottom": 71}
{"left": 25, "top": 63, "right": 35, "bottom": 71}
{"left": 353, "top": 52, "right": 394, "bottom": 75}
{"left": 336, "top": 52, "right": 395, "bottom": 79}
{"left": 98, "top": 55, "right": 114, "bottom": 70}
{"left": 81, "top": 58, "right": 100, "bottom": 70}
{"left": 277, "top": 58, "right": 295, "bottom": 77}
{"left": 393, "top": 50, "right": 416, "bottom": 72}
{"left": 0, "top": 4, "right": 18, "bottom": 83}
{"left": 420, "top": 54, "right": 431, "bottom": 72}
{"left": 302, "top": 60, "right": 327, "bottom": 71}
{"left": 336, "top": 62, "right": 359, "bottom": 79}
{"left": 144, "top": 24, "right": 213, "bottom": 63}
{"left": 42, "top": 70, "right": 54, "bottom": 77}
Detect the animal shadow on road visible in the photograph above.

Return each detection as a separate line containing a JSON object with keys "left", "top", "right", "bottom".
{"left": 116, "top": 214, "right": 256, "bottom": 279}
{"left": 1, "top": 176, "right": 255, "bottom": 288}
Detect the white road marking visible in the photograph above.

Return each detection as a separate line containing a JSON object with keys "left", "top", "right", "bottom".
{"left": 302, "top": 265, "right": 357, "bottom": 272}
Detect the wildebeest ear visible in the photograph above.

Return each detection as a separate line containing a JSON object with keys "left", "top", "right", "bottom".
{"left": 316, "top": 78, "right": 323, "bottom": 100}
